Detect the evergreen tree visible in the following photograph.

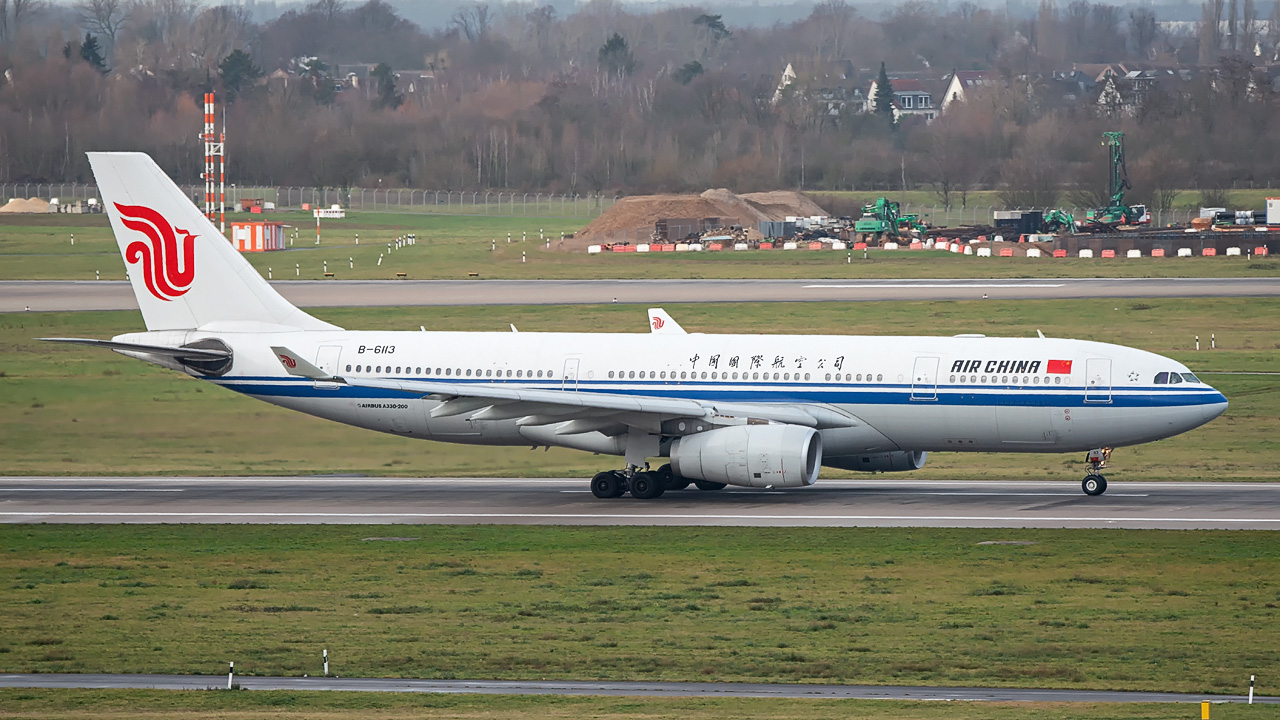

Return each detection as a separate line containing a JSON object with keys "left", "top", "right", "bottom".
{"left": 371, "top": 62, "right": 403, "bottom": 109}
{"left": 80, "top": 33, "right": 108, "bottom": 73}
{"left": 218, "top": 49, "right": 264, "bottom": 102}
{"left": 598, "top": 33, "right": 636, "bottom": 76}
{"left": 673, "top": 60, "right": 704, "bottom": 85}
{"left": 874, "top": 61, "right": 896, "bottom": 118}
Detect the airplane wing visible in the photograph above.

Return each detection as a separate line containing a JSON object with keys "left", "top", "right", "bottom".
{"left": 41, "top": 337, "right": 231, "bottom": 360}
{"left": 271, "top": 346, "right": 857, "bottom": 433}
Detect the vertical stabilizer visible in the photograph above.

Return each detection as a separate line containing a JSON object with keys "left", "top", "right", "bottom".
{"left": 88, "top": 152, "right": 337, "bottom": 332}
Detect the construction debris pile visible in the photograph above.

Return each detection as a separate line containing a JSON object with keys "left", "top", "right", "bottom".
{"left": 568, "top": 189, "right": 828, "bottom": 250}
{"left": 0, "top": 197, "right": 54, "bottom": 213}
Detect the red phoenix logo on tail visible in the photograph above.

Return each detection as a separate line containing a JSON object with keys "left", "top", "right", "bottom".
{"left": 115, "top": 203, "right": 196, "bottom": 302}
{"left": 651, "top": 316, "right": 665, "bottom": 330}
{"left": 278, "top": 354, "right": 297, "bottom": 369}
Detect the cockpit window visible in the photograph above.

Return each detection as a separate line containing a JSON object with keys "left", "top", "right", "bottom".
{"left": 1181, "top": 373, "right": 1199, "bottom": 383}
{"left": 1154, "top": 372, "right": 1170, "bottom": 384}
{"left": 1168, "top": 373, "right": 1183, "bottom": 384}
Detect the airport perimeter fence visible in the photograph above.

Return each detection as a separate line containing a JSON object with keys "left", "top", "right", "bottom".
{"left": 0, "top": 183, "right": 1220, "bottom": 228}
{"left": 1, "top": 183, "right": 618, "bottom": 219}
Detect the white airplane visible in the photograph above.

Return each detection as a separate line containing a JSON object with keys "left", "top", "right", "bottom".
{"left": 47, "top": 153, "right": 1228, "bottom": 499}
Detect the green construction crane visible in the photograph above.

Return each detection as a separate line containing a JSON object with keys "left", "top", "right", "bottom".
{"left": 853, "top": 197, "right": 927, "bottom": 242}
{"left": 1085, "top": 131, "right": 1149, "bottom": 227}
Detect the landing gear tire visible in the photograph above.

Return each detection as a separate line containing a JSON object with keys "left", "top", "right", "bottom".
{"left": 694, "top": 480, "right": 727, "bottom": 491}
{"left": 656, "top": 464, "right": 690, "bottom": 490}
{"left": 630, "top": 472, "right": 665, "bottom": 499}
{"left": 591, "top": 471, "right": 625, "bottom": 499}
{"left": 1082, "top": 474, "right": 1107, "bottom": 496}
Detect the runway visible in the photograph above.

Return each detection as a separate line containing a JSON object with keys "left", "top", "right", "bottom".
{"left": 5, "top": 277, "right": 1280, "bottom": 312}
{"left": 0, "top": 673, "right": 1274, "bottom": 703}
{"left": 3, "top": 478, "right": 1279, "bottom": 529}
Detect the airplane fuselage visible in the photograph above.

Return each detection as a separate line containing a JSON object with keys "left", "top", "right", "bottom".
{"left": 117, "top": 328, "right": 1228, "bottom": 468}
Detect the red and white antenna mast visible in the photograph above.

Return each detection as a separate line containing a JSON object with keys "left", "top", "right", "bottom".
{"left": 202, "top": 92, "right": 226, "bottom": 234}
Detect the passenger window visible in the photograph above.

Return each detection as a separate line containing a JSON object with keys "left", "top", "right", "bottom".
{"left": 608, "top": 371, "right": 614, "bottom": 378}
{"left": 1154, "top": 372, "right": 1169, "bottom": 384}
{"left": 1182, "top": 373, "right": 1199, "bottom": 383}
{"left": 536, "top": 370, "right": 543, "bottom": 378}
{"left": 804, "top": 373, "right": 810, "bottom": 381}
{"left": 628, "top": 371, "right": 635, "bottom": 379}
{"left": 516, "top": 370, "right": 523, "bottom": 378}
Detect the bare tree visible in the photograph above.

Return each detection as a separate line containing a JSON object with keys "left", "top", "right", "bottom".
{"left": 1129, "top": 7, "right": 1158, "bottom": 57}
{"left": 76, "top": 0, "right": 129, "bottom": 54}
{"left": 1241, "top": 0, "right": 1259, "bottom": 55}
{"left": 0, "top": 0, "right": 9, "bottom": 44}
{"left": 451, "top": 3, "right": 490, "bottom": 43}
{"left": 10, "top": 0, "right": 47, "bottom": 37}
{"left": 1200, "top": 0, "right": 1225, "bottom": 62}
{"left": 307, "top": 0, "right": 344, "bottom": 22}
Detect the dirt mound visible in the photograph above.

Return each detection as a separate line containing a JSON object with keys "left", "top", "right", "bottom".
{"left": 0, "top": 197, "right": 53, "bottom": 213}
{"left": 568, "top": 189, "right": 828, "bottom": 250}
{"left": 699, "top": 188, "right": 772, "bottom": 225}
{"left": 740, "top": 191, "right": 828, "bottom": 219}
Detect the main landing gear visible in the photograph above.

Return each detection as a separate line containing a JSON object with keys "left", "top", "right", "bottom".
{"left": 1082, "top": 447, "right": 1112, "bottom": 496}
{"left": 590, "top": 463, "right": 724, "bottom": 499}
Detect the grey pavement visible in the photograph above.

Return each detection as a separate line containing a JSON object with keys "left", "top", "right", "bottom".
{"left": 5, "top": 277, "right": 1280, "bottom": 312}
{"left": 0, "top": 673, "right": 1274, "bottom": 703}
{"left": 3, "top": 478, "right": 1279, "bottom": 529}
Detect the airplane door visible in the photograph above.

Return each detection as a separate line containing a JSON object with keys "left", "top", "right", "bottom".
{"left": 562, "top": 357, "right": 580, "bottom": 390}
{"left": 1085, "top": 358, "right": 1112, "bottom": 404}
{"left": 910, "top": 356, "right": 939, "bottom": 401}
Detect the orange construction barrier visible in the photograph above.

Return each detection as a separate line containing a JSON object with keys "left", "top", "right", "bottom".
{"left": 662, "top": 244, "right": 676, "bottom": 252}
{"left": 760, "top": 242, "right": 773, "bottom": 250}
{"left": 999, "top": 247, "right": 1014, "bottom": 257}
{"left": 1256, "top": 247, "right": 1269, "bottom": 256}
{"left": 1152, "top": 248, "right": 1165, "bottom": 257}
{"left": 1202, "top": 247, "right": 1217, "bottom": 256}
{"left": 708, "top": 243, "right": 722, "bottom": 251}
{"left": 808, "top": 242, "right": 822, "bottom": 250}
{"left": 854, "top": 242, "right": 867, "bottom": 250}
{"left": 1101, "top": 249, "right": 1116, "bottom": 258}
{"left": 909, "top": 242, "right": 923, "bottom": 250}
{"left": 1052, "top": 249, "right": 1067, "bottom": 258}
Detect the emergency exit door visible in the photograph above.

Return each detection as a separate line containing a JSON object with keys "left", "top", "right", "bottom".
{"left": 911, "top": 356, "right": 939, "bottom": 401}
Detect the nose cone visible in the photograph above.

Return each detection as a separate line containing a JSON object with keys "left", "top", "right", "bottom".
{"left": 1202, "top": 387, "right": 1229, "bottom": 423}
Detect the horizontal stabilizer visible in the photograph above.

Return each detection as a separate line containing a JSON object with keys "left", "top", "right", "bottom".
{"left": 41, "top": 337, "right": 230, "bottom": 360}
{"left": 270, "top": 346, "right": 335, "bottom": 380}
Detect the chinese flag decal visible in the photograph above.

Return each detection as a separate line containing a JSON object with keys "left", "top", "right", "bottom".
{"left": 1047, "top": 359, "right": 1073, "bottom": 374}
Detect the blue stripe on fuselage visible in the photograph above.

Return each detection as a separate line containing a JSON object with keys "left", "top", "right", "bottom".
{"left": 211, "top": 376, "right": 1226, "bottom": 409}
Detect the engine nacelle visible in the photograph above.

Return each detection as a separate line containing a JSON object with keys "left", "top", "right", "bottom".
{"left": 824, "top": 450, "right": 928, "bottom": 473}
{"left": 671, "top": 424, "right": 821, "bottom": 488}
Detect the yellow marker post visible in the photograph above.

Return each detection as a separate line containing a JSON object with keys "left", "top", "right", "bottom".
{"left": 1201, "top": 700, "right": 1210, "bottom": 720}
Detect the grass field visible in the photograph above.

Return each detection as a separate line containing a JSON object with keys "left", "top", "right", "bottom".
{"left": 4, "top": 691, "right": 1275, "bottom": 720}
{"left": 2, "top": 525, "right": 1278, "bottom": 694}
{"left": 3, "top": 211, "right": 1279, "bottom": 281}
{"left": 0, "top": 299, "right": 1276, "bottom": 480}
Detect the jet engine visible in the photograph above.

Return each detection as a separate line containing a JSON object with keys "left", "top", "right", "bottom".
{"left": 824, "top": 451, "right": 928, "bottom": 473}
{"left": 670, "top": 424, "right": 821, "bottom": 488}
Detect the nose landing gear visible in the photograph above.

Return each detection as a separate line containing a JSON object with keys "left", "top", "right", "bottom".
{"left": 1082, "top": 447, "right": 1112, "bottom": 496}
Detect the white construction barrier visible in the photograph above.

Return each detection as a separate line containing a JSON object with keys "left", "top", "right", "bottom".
{"left": 951, "top": 244, "right": 962, "bottom": 253}
{"left": 587, "top": 245, "right": 602, "bottom": 254}
{"left": 976, "top": 247, "right": 992, "bottom": 257}
{"left": 636, "top": 243, "right": 650, "bottom": 253}
{"left": 690, "top": 243, "right": 704, "bottom": 251}
{"left": 1026, "top": 248, "right": 1041, "bottom": 258}
{"left": 783, "top": 242, "right": 798, "bottom": 250}
{"left": 963, "top": 245, "right": 973, "bottom": 255}
{"left": 993, "top": 234, "right": 1004, "bottom": 242}
{"left": 734, "top": 243, "right": 749, "bottom": 250}
{"left": 1178, "top": 247, "right": 1193, "bottom": 257}
{"left": 1079, "top": 249, "right": 1094, "bottom": 258}
{"left": 1227, "top": 247, "right": 1242, "bottom": 256}
{"left": 1127, "top": 249, "right": 1142, "bottom": 258}
{"left": 832, "top": 241, "right": 847, "bottom": 250}
{"left": 675, "top": 243, "right": 691, "bottom": 252}
{"left": 935, "top": 241, "right": 949, "bottom": 251}
{"left": 883, "top": 242, "right": 899, "bottom": 250}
